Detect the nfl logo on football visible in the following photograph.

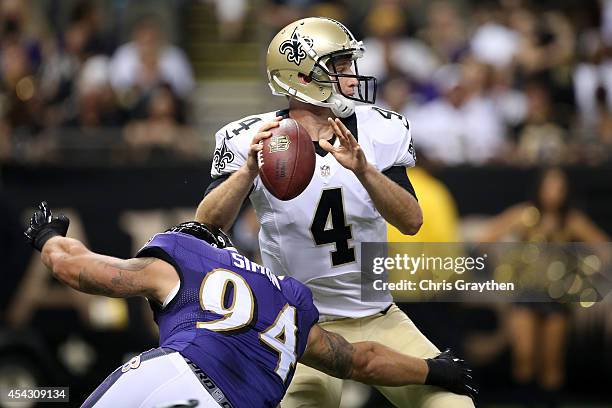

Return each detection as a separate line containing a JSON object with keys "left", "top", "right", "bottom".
{"left": 268, "top": 134, "right": 291, "bottom": 153}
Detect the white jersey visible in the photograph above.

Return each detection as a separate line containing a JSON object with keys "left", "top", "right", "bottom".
{"left": 211, "top": 105, "right": 416, "bottom": 319}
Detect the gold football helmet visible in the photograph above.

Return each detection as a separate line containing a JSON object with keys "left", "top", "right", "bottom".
{"left": 266, "top": 17, "right": 377, "bottom": 118}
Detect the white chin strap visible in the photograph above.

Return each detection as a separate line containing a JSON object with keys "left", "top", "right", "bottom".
{"left": 271, "top": 75, "right": 355, "bottom": 118}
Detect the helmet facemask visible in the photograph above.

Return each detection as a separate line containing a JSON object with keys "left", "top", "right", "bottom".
{"left": 313, "top": 51, "right": 377, "bottom": 106}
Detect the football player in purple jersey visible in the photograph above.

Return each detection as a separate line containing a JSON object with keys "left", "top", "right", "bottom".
{"left": 25, "top": 202, "right": 476, "bottom": 408}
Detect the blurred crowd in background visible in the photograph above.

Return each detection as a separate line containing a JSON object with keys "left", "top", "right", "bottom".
{"left": 264, "top": 0, "right": 612, "bottom": 167}
{"left": 2, "top": 0, "right": 612, "bottom": 166}
{"left": 0, "top": 0, "right": 199, "bottom": 164}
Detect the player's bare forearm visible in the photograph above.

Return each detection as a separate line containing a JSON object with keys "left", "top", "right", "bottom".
{"left": 41, "top": 236, "right": 88, "bottom": 287}
{"left": 301, "top": 326, "right": 355, "bottom": 379}
{"left": 356, "top": 164, "right": 422, "bottom": 235}
{"left": 41, "top": 236, "right": 158, "bottom": 299}
{"left": 350, "top": 341, "right": 428, "bottom": 386}
{"left": 196, "top": 165, "right": 256, "bottom": 230}
{"left": 302, "top": 326, "right": 428, "bottom": 386}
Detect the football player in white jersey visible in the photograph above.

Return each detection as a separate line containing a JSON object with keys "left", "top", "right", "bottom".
{"left": 196, "top": 17, "right": 475, "bottom": 408}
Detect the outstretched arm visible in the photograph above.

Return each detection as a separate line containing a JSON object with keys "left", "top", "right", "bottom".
{"left": 25, "top": 202, "right": 178, "bottom": 304}
{"left": 301, "top": 325, "right": 477, "bottom": 398}
{"left": 41, "top": 236, "right": 176, "bottom": 303}
{"left": 301, "top": 325, "right": 427, "bottom": 386}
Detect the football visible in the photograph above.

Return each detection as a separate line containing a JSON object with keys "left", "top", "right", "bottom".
{"left": 258, "top": 118, "right": 315, "bottom": 200}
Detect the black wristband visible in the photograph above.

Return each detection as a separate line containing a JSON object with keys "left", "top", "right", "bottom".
{"left": 33, "top": 228, "right": 61, "bottom": 252}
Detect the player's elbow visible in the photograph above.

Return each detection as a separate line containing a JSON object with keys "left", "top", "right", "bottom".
{"left": 398, "top": 212, "right": 423, "bottom": 236}
{"left": 411, "top": 219, "right": 423, "bottom": 235}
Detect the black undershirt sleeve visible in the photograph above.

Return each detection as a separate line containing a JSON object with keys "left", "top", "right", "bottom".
{"left": 382, "top": 166, "right": 418, "bottom": 200}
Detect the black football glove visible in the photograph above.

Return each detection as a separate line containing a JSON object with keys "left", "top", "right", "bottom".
{"left": 24, "top": 201, "right": 70, "bottom": 251}
{"left": 425, "top": 349, "right": 478, "bottom": 400}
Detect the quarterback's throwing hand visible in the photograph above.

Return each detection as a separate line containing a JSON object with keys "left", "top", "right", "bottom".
{"left": 246, "top": 116, "right": 282, "bottom": 176}
{"left": 24, "top": 201, "right": 70, "bottom": 251}
{"left": 321, "top": 118, "right": 368, "bottom": 175}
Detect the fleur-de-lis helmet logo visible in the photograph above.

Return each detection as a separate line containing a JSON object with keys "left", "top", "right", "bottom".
{"left": 279, "top": 28, "right": 313, "bottom": 65}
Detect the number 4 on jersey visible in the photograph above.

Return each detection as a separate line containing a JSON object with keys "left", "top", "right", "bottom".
{"left": 310, "top": 188, "right": 356, "bottom": 266}
{"left": 259, "top": 305, "right": 297, "bottom": 382}
{"left": 231, "top": 117, "right": 262, "bottom": 136}
{"left": 372, "top": 107, "right": 410, "bottom": 130}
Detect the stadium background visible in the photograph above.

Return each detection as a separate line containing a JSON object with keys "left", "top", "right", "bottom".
{"left": 1, "top": 0, "right": 612, "bottom": 406}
